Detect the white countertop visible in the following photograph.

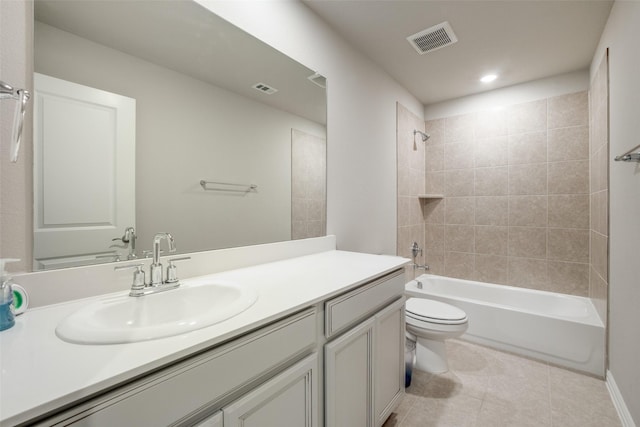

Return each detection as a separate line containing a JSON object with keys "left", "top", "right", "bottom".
{"left": 0, "top": 250, "right": 407, "bottom": 426}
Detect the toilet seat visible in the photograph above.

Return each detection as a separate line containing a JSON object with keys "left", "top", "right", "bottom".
{"left": 405, "top": 298, "right": 467, "bottom": 325}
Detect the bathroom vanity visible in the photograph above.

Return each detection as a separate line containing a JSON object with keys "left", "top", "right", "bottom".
{"left": 0, "top": 237, "right": 407, "bottom": 426}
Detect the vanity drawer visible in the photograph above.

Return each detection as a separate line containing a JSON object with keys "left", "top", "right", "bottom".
{"left": 40, "top": 308, "right": 317, "bottom": 426}
{"left": 325, "top": 269, "right": 404, "bottom": 338}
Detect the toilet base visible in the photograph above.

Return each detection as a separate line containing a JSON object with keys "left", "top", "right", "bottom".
{"left": 415, "top": 338, "right": 449, "bottom": 374}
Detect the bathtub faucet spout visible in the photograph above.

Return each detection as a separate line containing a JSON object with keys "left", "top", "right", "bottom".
{"left": 410, "top": 242, "right": 430, "bottom": 280}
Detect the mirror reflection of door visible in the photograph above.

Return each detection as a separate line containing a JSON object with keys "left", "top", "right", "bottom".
{"left": 33, "top": 73, "right": 135, "bottom": 269}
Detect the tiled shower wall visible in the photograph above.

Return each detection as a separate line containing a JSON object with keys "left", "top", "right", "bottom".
{"left": 589, "top": 52, "right": 609, "bottom": 323}
{"left": 291, "top": 129, "right": 327, "bottom": 240}
{"left": 397, "top": 103, "right": 426, "bottom": 276}
{"left": 419, "top": 91, "right": 592, "bottom": 295}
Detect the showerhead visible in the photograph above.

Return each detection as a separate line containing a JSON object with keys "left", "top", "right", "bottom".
{"left": 413, "top": 129, "right": 430, "bottom": 142}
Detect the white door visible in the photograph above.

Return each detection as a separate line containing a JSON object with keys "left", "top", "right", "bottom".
{"left": 33, "top": 73, "right": 135, "bottom": 268}
{"left": 223, "top": 354, "right": 317, "bottom": 427}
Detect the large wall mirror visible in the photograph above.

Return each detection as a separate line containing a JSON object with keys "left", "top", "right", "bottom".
{"left": 31, "top": 0, "right": 327, "bottom": 270}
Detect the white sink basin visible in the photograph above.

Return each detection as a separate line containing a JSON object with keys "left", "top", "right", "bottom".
{"left": 56, "top": 283, "right": 258, "bottom": 344}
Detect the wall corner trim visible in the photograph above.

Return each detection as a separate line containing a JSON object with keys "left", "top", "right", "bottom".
{"left": 606, "top": 370, "right": 637, "bottom": 427}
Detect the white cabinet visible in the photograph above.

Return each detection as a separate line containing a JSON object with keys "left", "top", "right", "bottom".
{"left": 324, "top": 269, "right": 406, "bottom": 427}
{"left": 374, "top": 298, "right": 405, "bottom": 426}
{"left": 223, "top": 354, "right": 317, "bottom": 427}
{"left": 325, "top": 317, "right": 375, "bottom": 427}
{"left": 37, "top": 309, "right": 317, "bottom": 426}
{"left": 193, "top": 411, "right": 223, "bottom": 427}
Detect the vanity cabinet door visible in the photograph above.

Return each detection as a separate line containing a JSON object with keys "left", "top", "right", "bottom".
{"left": 192, "top": 411, "right": 223, "bottom": 427}
{"left": 324, "top": 317, "right": 375, "bottom": 427}
{"left": 374, "top": 297, "right": 405, "bottom": 427}
{"left": 223, "top": 354, "right": 317, "bottom": 427}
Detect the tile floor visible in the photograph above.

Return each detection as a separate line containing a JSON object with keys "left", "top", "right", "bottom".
{"left": 383, "top": 339, "right": 622, "bottom": 427}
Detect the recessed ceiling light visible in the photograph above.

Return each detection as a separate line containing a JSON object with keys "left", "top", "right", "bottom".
{"left": 480, "top": 74, "right": 497, "bottom": 83}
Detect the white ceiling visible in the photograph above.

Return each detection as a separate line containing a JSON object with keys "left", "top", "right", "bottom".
{"left": 303, "top": 0, "right": 613, "bottom": 105}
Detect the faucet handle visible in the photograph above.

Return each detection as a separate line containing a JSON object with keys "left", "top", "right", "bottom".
{"left": 142, "top": 249, "right": 163, "bottom": 258}
{"left": 166, "top": 257, "right": 191, "bottom": 284}
{"left": 114, "top": 263, "right": 146, "bottom": 295}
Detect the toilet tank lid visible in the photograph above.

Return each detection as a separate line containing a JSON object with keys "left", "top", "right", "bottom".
{"left": 406, "top": 298, "right": 467, "bottom": 321}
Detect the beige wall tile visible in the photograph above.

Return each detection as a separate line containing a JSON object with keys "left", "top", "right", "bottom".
{"left": 426, "top": 171, "right": 444, "bottom": 195}
{"left": 548, "top": 194, "right": 589, "bottom": 229}
{"left": 589, "top": 265, "right": 608, "bottom": 325}
{"left": 291, "top": 221, "right": 306, "bottom": 240}
{"left": 548, "top": 228, "right": 589, "bottom": 263}
{"left": 509, "top": 163, "right": 547, "bottom": 195}
{"left": 548, "top": 261, "right": 589, "bottom": 296}
{"left": 425, "top": 118, "right": 445, "bottom": 146}
{"left": 548, "top": 126, "right": 589, "bottom": 162}
{"left": 509, "top": 195, "right": 548, "bottom": 227}
{"left": 590, "top": 145, "right": 608, "bottom": 193}
{"left": 427, "top": 250, "right": 445, "bottom": 276}
{"left": 445, "top": 141, "right": 475, "bottom": 170}
{"left": 445, "top": 169, "right": 475, "bottom": 196}
{"left": 507, "top": 99, "right": 547, "bottom": 135}
{"left": 306, "top": 220, "right": 324, "bottom": 238}
{"left": 409, "top": 140, "right": 425, "bottom": 171}
{"left": 445, "top": 196, "right": 475, "bottom": 225}
{"left": 426, "top": 143, "right": 444, "bottom": 172}
{"left": 475, "top": 254, "right": 508, "bottom": 284}
{"left": 307, "top": 199, "right": 324, "bottom": 221}
{"left": 292, "top": 198, "right": 307, "bottom": 222}
{"left": 445, "top": 113, "right": 476, "bottom": 143}
{"left": 508, "top": 257, "right": 548, "bottom": 288}
{"left": 476, "top": 196, "right": 508, "bottom": 226}
{"left": 425, "top": 224, "right": 445, "bottom": 252}
{"left": 508, "top": 227, "right": 547, "bottom": 259}
{"left": 590, "top": 190, "right": 608, "bottom": 237}
{"left": 475, "top": 226, "right": 508, "bottom": 255}
{"left": 398, "top": 166, "right": 411, "bottom": 197}
{"left": 591, "top": 231, "right": 608, "bottom": 280}
{"left": 398, "top": 196, "right": 411, "bottom": 227}
{"left": 445, "top": 225, "right": 475, "bottom": 253}
{"left": 548, "top": 160, "right": 589, "bottom": 194}
{"left": 424, "top": 199, "right": 445, "bottom": 224}
{"left": 410, "top": 167, "right": 425, "bottom": 195}
{"left": 508, "top": 131, "right": 547, "bottom": 165}
{"left": 476, "top": 109, "right": 507, "bottom": 139}
{"left": 475, "top": 167, "right": 508, "bottom": 196}
{"left": 475, "top": 136, "right": 508, "bottom": 167}
{"left": 445, "top": 251, "right": 475, "bottom": 280}
{"left": 548, "top": 91, "right": 588, "bottom": 129}
{"left": 398, "top": 85, "right": 605, "bottom": 298}
{"left": 591, "top": 103, "right": 608, "bottom": 155}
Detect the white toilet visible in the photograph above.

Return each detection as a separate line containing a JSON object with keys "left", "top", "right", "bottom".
{"left": 405, "top": 297, "right": 469, "bottom": 374}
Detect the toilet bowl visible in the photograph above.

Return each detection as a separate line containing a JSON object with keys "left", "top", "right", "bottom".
{"left": 405, "top": 297, "right": 468, "bottom": 374}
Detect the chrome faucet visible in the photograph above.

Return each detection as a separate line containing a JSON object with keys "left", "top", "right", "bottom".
{"left": 150, "top": 232, "right": 176, "bottom": 286}
{"left": 115, "top": 233, "right": 190, "bottom": 297}
{"left": 410, "top": 242, "right": 429, "bottom": 287}
{"left": 112, "top": 227, "right": 137, "bottom": 260}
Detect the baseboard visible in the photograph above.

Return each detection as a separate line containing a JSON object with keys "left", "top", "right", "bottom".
{"left": 606, "top": 370, "right": 637, "bottom": 427}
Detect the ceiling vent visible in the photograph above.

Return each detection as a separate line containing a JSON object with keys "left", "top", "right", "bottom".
{"left": 252, "top": 82, "right": 278, "bottom": 95}
{"left": 407, "top": 21, "right": 458, "bottom": 54}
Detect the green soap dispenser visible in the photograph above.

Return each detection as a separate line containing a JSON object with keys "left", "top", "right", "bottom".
{"left": 0, "top": 258, "right": 19, "bottom": 331}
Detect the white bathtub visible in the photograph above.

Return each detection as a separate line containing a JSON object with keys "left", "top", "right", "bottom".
{"left": 406, "top": 274, "right": 605, "bottom": 377}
